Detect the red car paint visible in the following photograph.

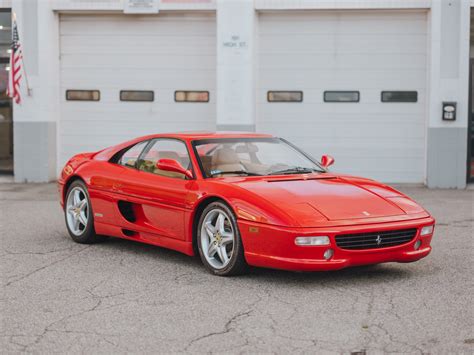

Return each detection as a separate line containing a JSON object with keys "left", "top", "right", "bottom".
{"left": 58, "top": 132, "right": 435, "bottom": 271}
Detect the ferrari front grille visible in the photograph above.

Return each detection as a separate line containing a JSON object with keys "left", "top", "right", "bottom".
{"left": 335, "top": 228, "right": 417, "bottom": 250}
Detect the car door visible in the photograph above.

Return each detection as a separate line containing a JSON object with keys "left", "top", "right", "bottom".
{"left": 88, "top": 140, "right": 150, "bottom": 227}
{"left": 114, "top": 138, "right": 194, "bottom": 241}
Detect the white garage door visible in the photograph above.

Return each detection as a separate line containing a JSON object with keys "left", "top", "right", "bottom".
{"left": 59, "top": 13, "right": 216, "bottom": 167}
{"left": 257, "top": 11, "right": 427, "bottom": 183}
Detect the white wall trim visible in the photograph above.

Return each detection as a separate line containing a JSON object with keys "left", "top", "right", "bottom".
{"left": 51, "top": 0, "right": 216, "bottom": 12}
{"left": 255, "top": 0, "right": 431, "bottom": 10}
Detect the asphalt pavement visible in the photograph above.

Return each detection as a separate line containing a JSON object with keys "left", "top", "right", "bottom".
{"left": 1, "top": 183, "right": 473, "bottom": 354}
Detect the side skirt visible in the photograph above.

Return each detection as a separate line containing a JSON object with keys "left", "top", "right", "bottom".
{"left": 94, "top": 221, "right": 195, "bottom": 256}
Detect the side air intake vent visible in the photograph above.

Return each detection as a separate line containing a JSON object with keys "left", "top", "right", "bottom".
{"left": 118, "top": 201, "right": 136, "bottom": 223}
{"left": 122, "top": 229, "right": 137, "bottom": 237}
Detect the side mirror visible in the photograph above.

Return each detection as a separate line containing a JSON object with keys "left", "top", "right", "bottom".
{"left": 156, "top": 159, "right": 193, "bottom": 179}
{"left": 320, "top": 155, "right": 335, "bottom": 168}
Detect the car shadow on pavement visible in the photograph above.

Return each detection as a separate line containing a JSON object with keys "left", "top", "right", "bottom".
{"left": 95, "top": 236, "right": 203, "bottom": 265}
{"left": 246, "top": 264, "right": 414, "bottom": 286}
{"left": 95, "top": 236, "right": 414, "bottom": 286}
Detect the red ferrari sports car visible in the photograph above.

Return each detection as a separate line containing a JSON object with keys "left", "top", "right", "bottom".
{"left": 59, "top": 132, "right": 435, "bottom": 276}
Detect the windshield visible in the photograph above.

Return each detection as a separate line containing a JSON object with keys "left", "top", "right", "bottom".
{"left": 193, "top": 138, "right": 325, "bottom": 178}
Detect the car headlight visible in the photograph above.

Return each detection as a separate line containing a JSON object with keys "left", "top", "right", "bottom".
{"left": 295, "top": 236, "right": 330, "bottom": 246}
{"left": 420, "top": 225, "right": 434, "bottom": 236}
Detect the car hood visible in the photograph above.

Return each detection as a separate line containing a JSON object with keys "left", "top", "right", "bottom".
{"left": 228, "top": 175, "right": 427, "bottom": 227}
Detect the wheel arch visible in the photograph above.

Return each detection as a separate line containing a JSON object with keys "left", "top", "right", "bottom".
{"left": 63, "top": 175, "right": 87, "bottom": 207}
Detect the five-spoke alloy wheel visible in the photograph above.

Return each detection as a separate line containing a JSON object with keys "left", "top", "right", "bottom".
{"left": 197, "top": 202, "right": 248, "bottom": 276}
{"left": 64, "top": 180, "right": 105, "bottom": 244}
{"left": 66, "top": 186, "right": 89, "bottom": 236}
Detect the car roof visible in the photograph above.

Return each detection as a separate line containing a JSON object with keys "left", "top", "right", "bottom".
{"left": 149, "top": 131, "right": 274, "bottom": 141}
{"left": 94, "top": 131, "right": 275, "bottom": 162}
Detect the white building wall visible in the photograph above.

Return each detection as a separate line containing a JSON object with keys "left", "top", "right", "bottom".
{"left": 11, "top": 0, "right": 59, "bottom": 182}
{"left": 426, "top": 0, "right": 470, "bottom": 188}
{"left": 216, "top": 0, "right": 257, "bottom": 131}
{"left": 5, "top": 0, "right": 472, "bottom": 188}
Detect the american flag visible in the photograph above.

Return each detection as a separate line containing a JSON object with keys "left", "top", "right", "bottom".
{"left": 6, "top": 16, "right": 22, "bottom": 104}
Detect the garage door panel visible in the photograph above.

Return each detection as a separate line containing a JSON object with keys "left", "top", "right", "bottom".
{"left": 60, "top": 119, "right": 214, "bottom": 137}
{"left": 60, "top": 97, "right": 215, "bottom": 109}
{"left": 257, "top": 103, "right": 425, "bottom": 116}
{"left": 61, "top": 69, "right": 214, "bottom": 89}
{"left": 59, "top": 13, "right": 216, "bottom": 168}
{"left": 60, "top": 14, "right": 216, "bottom": 36}
{"left": 260, "top": 122, "right": 425, "bottom": 140}
{"left": 258, "top": 70, "right": 426, "bottom": 89}
{"left": 59, "top": 107, "right": 216, "bottom": 121}
{"left": 322, "top": 147, "right": 425, "bottom": 160}
{"left": 259, "top": 35, "right": 427, "bottom": 55}
{"left": 257, "top": 114, "right": 425, "bottom": 127}
{"left": 333, "top": 157, "right": 424, "bottom": 172}
{"left": 258, "top": 53, "right": 426, "bottom": 70}
{"left": 285, "top": 136, "right": 424, "bottom": 154}
{"left": 259, "top": 11, "right": 426, "bottom": 35}
{"left": 275, "top": 141, "right": 425, "bottom": 182}
{"left": 61, "top": 37, "right": 216, "bottom": 55}
{"left": 59, "top": 117, "right": 212, "bottom": 138}
{"left": 61, "top": 54, "right": 216, "bottom": 70}
{"left": 259, "top": 23, "right": 426, "bottom": 36}
{"left": 257, "top": 121, "right": 426, "bottom": 135}
{"left": 257, "top": 115, "right": 425, "bottom": 129}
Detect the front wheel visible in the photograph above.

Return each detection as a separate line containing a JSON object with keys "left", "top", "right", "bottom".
{"left": 64, "top": 180, "right": 106, "bottom": 244}
{"left": 197, "top": 202, "right": 248, "bottom": 276}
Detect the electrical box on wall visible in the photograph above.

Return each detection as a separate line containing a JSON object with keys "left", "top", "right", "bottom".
{"left": 442, "top": 102, "right": 456, "bottom": 121}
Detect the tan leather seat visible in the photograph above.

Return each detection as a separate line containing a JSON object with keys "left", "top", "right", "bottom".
{"left": 159, "top": 151, "right": 181, "bottom": 162}
{"left": 124, "top": 159, "right": 137, "bottom": 168}
{"left": 211, "top": 148, "right": 243, "bottom": 175}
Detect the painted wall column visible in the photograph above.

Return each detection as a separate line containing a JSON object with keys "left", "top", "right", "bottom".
{"left": 426, "top": 0, "right": 470, "bottom": 188}
{"left": 12, "top": 0, "right": 59, "bottom": 182}
{"left": 216, "top": 0, "right": 256, "bottom": 131}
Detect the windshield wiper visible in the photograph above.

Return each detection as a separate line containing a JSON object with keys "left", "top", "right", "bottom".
{"left": 209, "top": 170, "right": 262, "bottom": 177}
{"left": 269, "top": 167, "right": 320, "bottom": 175}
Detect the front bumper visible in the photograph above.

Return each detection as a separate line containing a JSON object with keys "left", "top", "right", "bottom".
{"left": 239, "top": 217, "right": 435, "bottom": 271}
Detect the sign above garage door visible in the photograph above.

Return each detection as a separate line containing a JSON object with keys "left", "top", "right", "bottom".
{"left": 124, "top": 0, "right": 159, "bottom": 14}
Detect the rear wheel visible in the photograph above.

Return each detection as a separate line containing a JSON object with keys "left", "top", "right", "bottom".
{"left": 197, "top": 202, "right": 248, "bottom": 276}
{"left": 64, "top": 180, "right": 106, "bottom": 244}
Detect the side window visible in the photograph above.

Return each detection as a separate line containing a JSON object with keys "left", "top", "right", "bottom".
{"left": 138, "top": 139, "right": 191, "bottom": 179}
{"left": 118, "top": 141, "right": 148, "bottom": 168}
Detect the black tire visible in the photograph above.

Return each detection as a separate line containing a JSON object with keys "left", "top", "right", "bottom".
{"left": 64, "top": 180, "right": 106, "bottom": 244}
{"left": 197, "top": 201, "right": 248, "bottom": 276}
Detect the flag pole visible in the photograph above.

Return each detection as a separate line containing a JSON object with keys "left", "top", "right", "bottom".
{"left": 20, "top": 55, "right": 32, "bottom": 96}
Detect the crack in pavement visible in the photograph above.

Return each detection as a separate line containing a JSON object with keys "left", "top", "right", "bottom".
{"left": 182, "top": 292, "right": 266, "bottom": 352}
{"left": 19, "top": 299, "right": 122, "bottom": 352}
{"left": 4, "top": 246, "right": 91, "bottom": 287}
{"left": 2, "top": 245, "right": 77, "bottom": 257}
{"left": 184, "top": 308, "right": 254, "bottom": 351}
